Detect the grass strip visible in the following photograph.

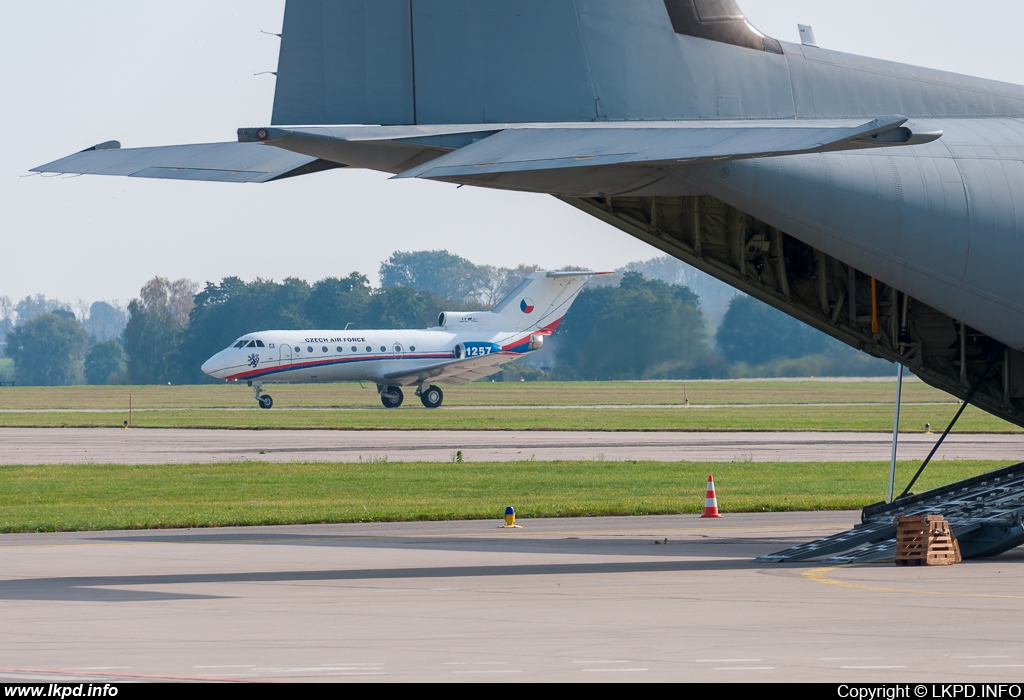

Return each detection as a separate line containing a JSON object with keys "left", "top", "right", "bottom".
{"left": 0, "top": 379, "right": 957, "bottom": 410}
{"left": 0, "top": 403, "right": 1015, "bottom": 432}
{"left": 0, "top": 459, "right": 1003, "bottom": 533}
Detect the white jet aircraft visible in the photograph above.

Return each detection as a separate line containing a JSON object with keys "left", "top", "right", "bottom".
{"left": 201, "top": 271, "right": 605, "bottom": 409}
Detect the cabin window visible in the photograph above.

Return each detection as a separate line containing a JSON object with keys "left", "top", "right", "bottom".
{"left": 337, "top": 346, "right": 343, "bottom": 353}
{"left": 380, "top": 346, "right": 387, "bottom": 353}
{"left": 322, "top": 346, "right": 328, "bottom": 353}
{"left": 351, "top": 346, "right": 357, "bottom": 353}
{"left": 307, "top": 346, "right": 313, "bottom": 353}
{"left": 294, "top": 346, "right": 300, "bottom": 353}
{"left": 410, "top": 346, "right": 416, "bottom": 352}
{"left": 365, "top": 346, "right": 372, "bottom": 353}
{"left": 394, "top": 344, "right": 403, "bottom": 354}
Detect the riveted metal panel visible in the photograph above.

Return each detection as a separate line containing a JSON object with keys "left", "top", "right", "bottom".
{"left": 272, "top": 0, "right": 414, "bottom": 126}
{"left": 411, "top": 0, "right": 598, "bottom": 124}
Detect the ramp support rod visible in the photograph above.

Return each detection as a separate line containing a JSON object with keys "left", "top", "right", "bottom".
{"left": 889, "top": 363, "right": 904, "bottom": 502}
{"left": 898, "top": 361, "right": 992, "bottom": 500}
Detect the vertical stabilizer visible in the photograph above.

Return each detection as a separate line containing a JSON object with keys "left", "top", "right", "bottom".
{"left": 490, "top": 272, "right": 604, "bottom": 334}
{"left": 271, "top": 0, "right": 792, "bottom": 126}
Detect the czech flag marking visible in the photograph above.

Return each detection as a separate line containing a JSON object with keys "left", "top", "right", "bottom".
{"left": 520, "top": 298, "right": 535, "bottom": 314}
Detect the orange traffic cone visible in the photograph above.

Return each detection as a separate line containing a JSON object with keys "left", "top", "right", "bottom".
{"left": 701, "top": 475, "right": 722, "bottom": 518}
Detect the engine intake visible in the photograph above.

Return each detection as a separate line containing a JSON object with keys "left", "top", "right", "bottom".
{"left": 438, "top": 312, "right": 481, "bottom": 328}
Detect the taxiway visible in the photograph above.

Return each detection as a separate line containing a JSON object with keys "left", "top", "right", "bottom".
{"left": 2, "top": 514, "right": 1023, "bottom": 682}
{"left": 1, "top": 427, "right": 1022, "bottom": 464}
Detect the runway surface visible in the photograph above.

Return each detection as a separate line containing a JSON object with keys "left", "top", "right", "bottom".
{"left": 3, "top": 513, "right": 1024, "bottom": 682}
{"left": 3, "top": 427, "right": 1024, "bottom": 464}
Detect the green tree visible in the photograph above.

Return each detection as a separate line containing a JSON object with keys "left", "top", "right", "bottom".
{"left": 14, "top": 294, "right": 69, "bottom": 325}
{"left": 6, "top": 312, "right": 89, "bottom": 385}
{"left": 715, "top": 295, "right": 832, "bottom": 365}
{"left": 554, "top": 272, "right": 716, "bottom": 380}
{"left": 84, "top": 301, "right": 128, "bottom": 342}
{"left": 174, "top": 277, "right": 314, "bottom": 383}
{"left": 305, "top": 274, "right": 372, "bottom": 328}
{"left": 713, "top": 295, "right": 893, "bottom": 377}
{"left": 0, "top": 295, "right": 13, "bottom": 345}
{"left": 379, "top": 250, "right": 488, "bottom": 304}
{"left": 367, "top": 286, "right": 456, "bottom": 329}
{"left": 85, "top": 340, "right": 127, "bottom": 385}
{"left": 619, "top": 255, "right": 737, "bottom": 331}
{"left": 478, "top": 264, "right": 539, "bottom": 306}
{"left": 123, "top": 277, "right": 197, "bottom": 384}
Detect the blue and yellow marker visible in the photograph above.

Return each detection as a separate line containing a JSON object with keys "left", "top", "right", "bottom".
{"left": 501, "top": 506, "right": 522, "bottom": 529}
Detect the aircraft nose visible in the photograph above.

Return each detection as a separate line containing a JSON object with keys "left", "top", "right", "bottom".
{"left": 201, "top": 353, "right": 222, "bottom": 377}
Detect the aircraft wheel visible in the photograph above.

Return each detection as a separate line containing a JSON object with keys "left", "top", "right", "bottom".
{"left": 420, "top": 385, "right": 444, "bottom": 409}
{"left": 258, "top": 395, "right": 274, "bottom": 410}
{"left": 380, "top": 386, "right": 404, "bottom": 409}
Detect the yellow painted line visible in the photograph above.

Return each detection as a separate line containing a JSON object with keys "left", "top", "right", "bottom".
{"left": 803, "top": 566, "right": 1024, "bottom": 600}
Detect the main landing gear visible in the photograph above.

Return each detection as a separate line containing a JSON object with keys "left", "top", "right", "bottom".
{"left": 253, "top": 383, "right": 273, "bottom": 409}
{"left": 419, "top": 384, "right": 444, "bottom": 409}
{"left": 379, "top": 385, "right": 404, "bottom": 409}
{"left": 378, "top": 384, "right": 442, "bottom": 409}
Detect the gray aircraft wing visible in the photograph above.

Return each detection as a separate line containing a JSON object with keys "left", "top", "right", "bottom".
{"left": 392, "top": 116, "right": 940, "bottom": 180}
{"left": 34, "top": 117, "right": 941, "bottom": 184}
{"left": 383, "top": 352, "right": 514, "bottom": 387}
{"left": 32, "top": 141, "right": 341, "bottom": 183}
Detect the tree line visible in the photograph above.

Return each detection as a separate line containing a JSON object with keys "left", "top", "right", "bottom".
{"left": 0, "top": 250, "right": 892, "bottom": 386}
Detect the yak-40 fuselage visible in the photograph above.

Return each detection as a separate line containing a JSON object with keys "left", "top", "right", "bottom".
{"left": 34, "top": 0, "right": 1024, "bottom": 427}
{"left": 200, "top": 271, "right": 600, "bottom": 409}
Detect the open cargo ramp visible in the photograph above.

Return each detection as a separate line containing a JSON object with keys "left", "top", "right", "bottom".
{"left": 756, "top": 463, "right": 1024, "bottom": 565}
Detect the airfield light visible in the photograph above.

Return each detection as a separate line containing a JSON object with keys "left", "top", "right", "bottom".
{"left": 501, "top": 506, "right": 522, "bottom": 529}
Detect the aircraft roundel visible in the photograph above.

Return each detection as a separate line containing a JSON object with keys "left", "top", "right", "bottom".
{"left": 520, "top": 298, "right": 535, "bottom": 314}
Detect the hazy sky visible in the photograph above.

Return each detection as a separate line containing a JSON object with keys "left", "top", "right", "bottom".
{"left": 7, "top": 1, "right": 1024, "bottom": 306}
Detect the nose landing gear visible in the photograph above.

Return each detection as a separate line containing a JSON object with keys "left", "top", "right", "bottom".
{"left": 253, "top": 384, "right": 273, "bottom": 409}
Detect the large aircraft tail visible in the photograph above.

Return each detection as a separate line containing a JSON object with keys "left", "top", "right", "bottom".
{"left": 437, "top": 271, "right": 607, "bottom": 336}
{"left": 271, "top": 0, "right": 790, "bottom": 126}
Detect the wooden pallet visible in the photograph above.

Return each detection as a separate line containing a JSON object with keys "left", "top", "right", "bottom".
{"left": 894, "top": 515, "right": 962, "bottom": 566}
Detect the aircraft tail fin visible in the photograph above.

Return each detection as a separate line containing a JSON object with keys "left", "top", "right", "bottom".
{"left": 489, "top": 271, "right": 607, "bottom": 336}
{"left": 271, "top": 0, "right": 788, "bottom": 126}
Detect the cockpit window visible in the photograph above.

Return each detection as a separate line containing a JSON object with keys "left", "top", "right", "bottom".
{"left": 663, "top": 0, "right": 782, "bottom": 54}
{"left": 256, "top": 340, "right": 265, "bottom": 348}
{"left": 693, "top": 0, "right": 743, "bottom": 21}
{"left": 234, "top": 340, "right": 247, "bottom": 349}
{"left": 246, "top": 341, "right": 257, "bottom": 348}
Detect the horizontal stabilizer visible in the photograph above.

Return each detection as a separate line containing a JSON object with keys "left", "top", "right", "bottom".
{"left": 32, "top": 142, "right": 341, "bottom": 183}
{"left": 396, "top": 116, "right": 942, "bottom": 180}
{"left": 384, "top": 351, "right": 512, "bottom": 387}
